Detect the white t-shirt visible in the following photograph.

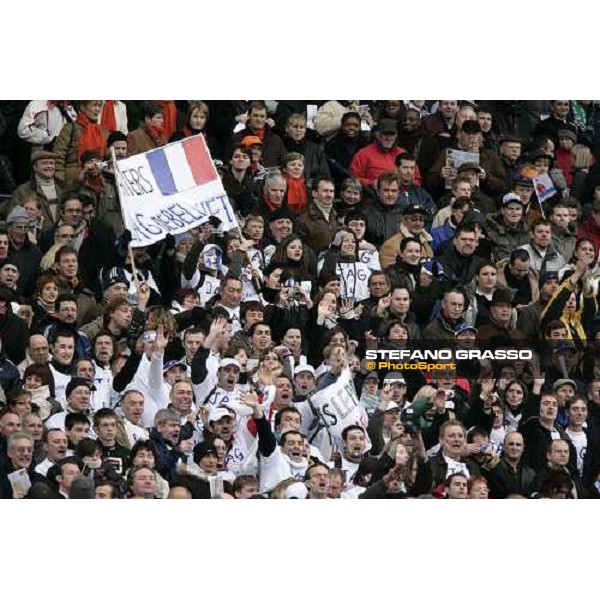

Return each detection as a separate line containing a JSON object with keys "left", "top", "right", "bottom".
{"left": 566, "top": 429, "right": 587, "bottom": 476}
{"left": 444, "top": 455, "right": 471, "bottom": 479}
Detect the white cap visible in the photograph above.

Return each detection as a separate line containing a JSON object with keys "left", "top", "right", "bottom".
{"left": 220, "top": 358, "right": 241, "bottom": 370}
{"left": 283, "top": 482, "right": 308, "bottom": 499}
{"left": 294, "top": 364, "right": 315, "bottom": 377}
{"left": 208, "top": 407, "right": 233, "bottom": 423}
{"left": 385, "top": 400, "right": 400, "bottom": 411}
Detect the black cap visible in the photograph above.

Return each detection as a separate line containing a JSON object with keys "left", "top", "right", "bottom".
{"left": 107, "top": 131, "right": 127, "bottom": 146}
{"left": 376, "top": 118, "right": 398, "bottom": 134}
{"left": 269, "top": 207, "right": 296, "bottom": 222}
{"left": 65, "top": 377, "right": 94, "bottom": 398}
{"left": 193, "top": 442, "right": 218, "bottom": 464}
{"left": 513, "top": 175, "right": 534, "bottom": 188}
{"left": 500, "top": 134, "right": 522, "bottom": 145}
{"left": 403, "top": 204, "right": 427, "bottom": 216}
{"left": 81, "top": 150, "right": 102, "bottom": 164}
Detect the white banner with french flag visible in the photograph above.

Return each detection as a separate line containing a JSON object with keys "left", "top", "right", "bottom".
{"left": 114, "top": 134, "right": 238, "bottom": 247}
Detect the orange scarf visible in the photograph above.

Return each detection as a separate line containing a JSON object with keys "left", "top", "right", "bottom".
{"left": 156, "top": 101, "right": 177, "bottom": 138}
{"left": 285, "top": 176, "right": 308, "bottom": 214}
{"left": 145, "top": 124, "right": 167, "bottom": 147}
{"left": 101, "top": 101, "right": 117, "bottom": 131}
{"left": 76, "top": 112, "right": 106, "bottom": 167}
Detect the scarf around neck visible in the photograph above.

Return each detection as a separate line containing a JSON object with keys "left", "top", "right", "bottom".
{"left": 76, "top": 112, "right": 106, "bottom": 167}
{"left": 313, "top": 198, "right": 332, "bottom": 220}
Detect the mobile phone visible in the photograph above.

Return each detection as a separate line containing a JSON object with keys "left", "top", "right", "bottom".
{"left": 142, "top": 331, "right": 157, "bottom": 342}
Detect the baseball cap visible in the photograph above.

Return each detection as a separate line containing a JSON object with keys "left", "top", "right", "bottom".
{"left": 219, "top": 358, "right": 241, "bottom": 370}
{"left": 403, "top": 204, "right": 427, "bottom": 216}
{"left": 553, "top": 340, "right": 577, "bottom": 354}
{"left": 283, "top": 482, "right": 308, "bottom": 499}
{"left": 241, "top": 135, "right": 263, "bottom": 147}
{"left": 539, "top": 271, "right": 559, "bottom": 286}
{"left": 294, "top": 364, "right": 315, "bottom": 377}
{"left": 163, "top": 360, "right": 187, "bottom": 373}
{"left": 385, "top": 400, "right": 400, "bottom": 411}
{"left": 376, "top": 118, "right": 398, "bottom": 134}
{"left": 552, "top": 378, "right": 577, "bottom": 391}
{"left": 455, "top": 322, "right": 478, "bottom": 336}
{"left": 208, "top": 407, "right": 233, "bottom": 423}
{"left": 502, "top": 192, "right": 523, "bottom": 206}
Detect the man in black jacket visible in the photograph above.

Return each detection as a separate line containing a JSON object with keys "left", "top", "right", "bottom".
{"left": 519, "top": 392, "right": 576, "bottom": 474}
{"left": 0, "top": 432, "right": 47, "bottom": 499}
{"left": 486, "top": 431, "right": 535, "bottom": 498}
{"left": 438, "top": 224, "right": 486, "bottom": 286}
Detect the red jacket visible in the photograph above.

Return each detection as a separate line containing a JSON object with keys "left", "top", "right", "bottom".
{"left": 577, "top": 216, "right": 600, "bottom": 255}
{"left": 555, "top": 147, "right": 573, "bottom": 187}
{"left": 349, "top": 143, "right": 422, "bottom": 188}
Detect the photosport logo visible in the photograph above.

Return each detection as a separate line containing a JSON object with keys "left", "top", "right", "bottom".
{"left": 363, "top": 349, "right": 534, "bottom": 373}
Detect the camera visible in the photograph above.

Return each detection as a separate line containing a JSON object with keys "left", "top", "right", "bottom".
{"left": 291, "top": 287, "right": 303, "bottom": 301}
{"left": 142, "top": 331, "right": 157, "bottom": 342}
{"left": 400, "top": 407, "right": 419, "bottom": 432}
{"left": 95, "top": 160, "right": 109, "bottom": 171}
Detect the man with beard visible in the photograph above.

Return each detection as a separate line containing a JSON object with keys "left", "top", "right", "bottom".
{"left": 380, "top": 204, "right": 434, "bottom": 270}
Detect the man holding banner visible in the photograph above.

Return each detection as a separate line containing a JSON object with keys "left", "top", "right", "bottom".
{"left": 307, "top": 347, "right": 372, "bottom": 482}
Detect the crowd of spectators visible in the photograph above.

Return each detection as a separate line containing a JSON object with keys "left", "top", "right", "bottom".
{"left": 1, "top": 99, "right": 600, "bottom": 499}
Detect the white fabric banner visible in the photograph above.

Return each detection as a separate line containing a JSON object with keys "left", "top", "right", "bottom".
{"left": 308, "top": 367, "right": 371, "bottom": 452}
{"left": 114, "top": 134, "right": 238, "bottom": 247}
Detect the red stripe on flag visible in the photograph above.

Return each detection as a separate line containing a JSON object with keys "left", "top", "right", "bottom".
{"left": 182, "top": 136, "right": 217, "bottom": 186}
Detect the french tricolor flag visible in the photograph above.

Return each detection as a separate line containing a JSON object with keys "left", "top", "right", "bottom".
{"left": 146, "top": 135, "right": 217, "bottom": 196}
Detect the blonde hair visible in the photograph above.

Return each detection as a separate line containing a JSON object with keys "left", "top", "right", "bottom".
{"left": 571, "top": 143, "right": 593, "bottom": 170}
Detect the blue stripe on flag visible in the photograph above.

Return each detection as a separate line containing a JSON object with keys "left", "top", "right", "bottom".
{"left": 147, "top": 149, "right": 177, "bottom": 195}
